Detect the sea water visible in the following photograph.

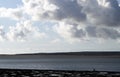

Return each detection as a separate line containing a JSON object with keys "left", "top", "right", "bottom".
{"left": 0, "top": 56, "right": 120, "bottom": 71}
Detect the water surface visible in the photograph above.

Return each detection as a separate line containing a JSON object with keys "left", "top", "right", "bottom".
{"left": 0, "top": 56, "right": 120, "bottom": 71}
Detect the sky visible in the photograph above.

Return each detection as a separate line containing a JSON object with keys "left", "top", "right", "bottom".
{"left": 0, "top": 0, "right": 120, "bottom": 54}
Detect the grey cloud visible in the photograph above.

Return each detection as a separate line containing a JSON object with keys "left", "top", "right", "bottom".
{"left": 70, "top": 25, "right": 86, "bottom": 38}
{"left": 25, "top": 0, "right": 120, "bottom": 27}
{"left": 50, "top": 0, "right": 86, "bottom": 22}
{"left": 79, "top": 0, "right": 120, "bottom": 26}
{"left": 51, "top": 0, "right": 120, "bottom": 42}
{"left": 54, "top": 22, "right": 120, "bottom": 42}
{"left": 53, "top": 22, "right": 87, "bottom": 43}
{"left": 1, "top": 0, "right": 120, "bottom": 42}
{"left": 96, "top": 27, "right": 120, "bottom": 39}
{"left": 1, "top": 0, "right": 120, "bottom": 27}
{"left": 86, "top": 26, "right": 120, "bottom": 40}
{"left": 86, "top": 26, "right": 97, "bottom": 37}
{"left": 23, "top": 0, "right": 86, "bottom": 22}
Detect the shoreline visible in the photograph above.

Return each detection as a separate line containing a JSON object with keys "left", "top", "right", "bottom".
{"left": 0, "top": 55, "right": 120, "bottom": 59}
{"left": 0, "top": 68, "right": 120, "bottom": 77}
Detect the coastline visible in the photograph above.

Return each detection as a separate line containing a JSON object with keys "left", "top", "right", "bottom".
{"left": 0, "top": 68, "right": 120, "bottom": 77}
{"left": 0, "top": 54, "right": 120, "bottom": 59}
{"left": 0, "top": 52, "right": 120, "bottom": 76}
{"left": 0, "top": 52, "right": 120, "bottom": 59}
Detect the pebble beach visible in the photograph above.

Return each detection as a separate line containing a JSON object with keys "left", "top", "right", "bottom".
{"left": 0, "top": 69, "right": 120, "bottom": 77}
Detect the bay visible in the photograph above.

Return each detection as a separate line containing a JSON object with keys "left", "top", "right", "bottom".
{"left": 0, "top": 56, "right": 120, "bottom": 71}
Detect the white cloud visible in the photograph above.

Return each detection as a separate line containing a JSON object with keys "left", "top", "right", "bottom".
{"left": 0, "top": 7, "right": 23, "bottom": 20}
{"left": 7, "top": 20, "right": 46, "bottom": 42}
{"left": 0, "top": 0, "right": 120, "bottom": 42}
{"left": 51, "top": 0, "right": 120, "bottom": 43}
{"left": 51, "top": 38, "right": 61, "bottom": 44}
{"left": 22, "top": 0, "right": 59, "bottom": 21}
{"left": 21, "top": 0, "right": 120, "bottom": 26}
{"left": 0, "top": 20, "right": 46, "bottom": 42}
{"left": 0, "top": 26, "right": 6, "bottom": 41}
{"left": 53, "top": 22, "right": 86, "bottom": 43}
{"left": 54, "top": 23, "right": 120, "bottom": 43}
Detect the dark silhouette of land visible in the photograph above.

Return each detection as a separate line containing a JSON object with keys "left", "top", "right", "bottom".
{"left": 0, "top": 51, "right": 119, "bottom": 59}
{"left": 19, "top": 51, "right": 120, "bottom": 56}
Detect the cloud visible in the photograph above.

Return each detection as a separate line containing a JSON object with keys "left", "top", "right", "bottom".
{"left": 0, "top": 0, "right": 120, "bottom": 42}
{"left": 0, "top": 26, "right": 6, "bottom": 41}
{"left": 0, "top": 20, "right": 46, "bottom": 42}
{"left": 22, "top": 0, "right": 86, "bottom": 23}
{"left": 86, "top": 26, "right": 120, "bottom": 40}
{"left": 49, "top": 0, "right": 86, "bottom": 22}
{"left": 22, "top": 0, "right": 59, "bottom": 21}
{"left": 22, "top": 0, "right": 120, "bottom": 26}
{"left": 54, "top": 22, "right": 120, "bottom": 42}
{"left": 0, "top": 7, "right": 23, "bottom": 20}
{"left": 79, "top": 0, "right": 120, "bottom": 27}
{"left": 1, "top": 0, "right": 120, "bottom": 26}
{"left": 53, "top": 22, "right": 86, "bottom": 42}
{"left": 51, "top": 38, "right": 61, "bottom": 44}
{"left": 51, "top": 0, "right": 120, "bottom": 42}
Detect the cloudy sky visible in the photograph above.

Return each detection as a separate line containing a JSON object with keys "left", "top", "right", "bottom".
{"left": 0, "top": 0, "right": 120, "bottom": 54}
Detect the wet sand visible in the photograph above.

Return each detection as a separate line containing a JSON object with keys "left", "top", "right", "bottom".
{"left": 0, "top": 69, "right": 120, "bottom": 77}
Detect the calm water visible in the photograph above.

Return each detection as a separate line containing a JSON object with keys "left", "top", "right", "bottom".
{"left": 0, "top": 56, "right": 120, "bottom": 71}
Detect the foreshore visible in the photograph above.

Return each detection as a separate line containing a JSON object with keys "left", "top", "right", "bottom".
{"left": 0, "top": 69, "right": 120, "bottom": 77}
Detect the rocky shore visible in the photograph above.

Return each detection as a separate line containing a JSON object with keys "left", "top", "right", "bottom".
{"left": 0, "top": 69, "right": 119, "bottom": 77}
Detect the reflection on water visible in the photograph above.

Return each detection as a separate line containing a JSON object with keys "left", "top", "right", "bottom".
{"left": 0, "top": 57, "right": 120, "bottom": 71}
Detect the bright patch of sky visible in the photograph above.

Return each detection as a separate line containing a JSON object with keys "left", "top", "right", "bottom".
{"left": 0, "top": 0, "right": 120, "bottom": 54}
{"left": 0, "top": 0, "right": 22, "bottom": 8}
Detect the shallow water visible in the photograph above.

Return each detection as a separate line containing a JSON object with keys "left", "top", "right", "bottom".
{"left": 0, "top": 56, "right": 120, "bottom": 71}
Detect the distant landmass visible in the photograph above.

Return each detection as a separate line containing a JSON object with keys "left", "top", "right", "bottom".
{"left": 3, "top": 51, "right": 120, "bottom": 56}
{"left": 0, "top": 52, "right": 120, "bottom": 59}
{"left": 17, "top": 51, "right": 120, "bottom": 56}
